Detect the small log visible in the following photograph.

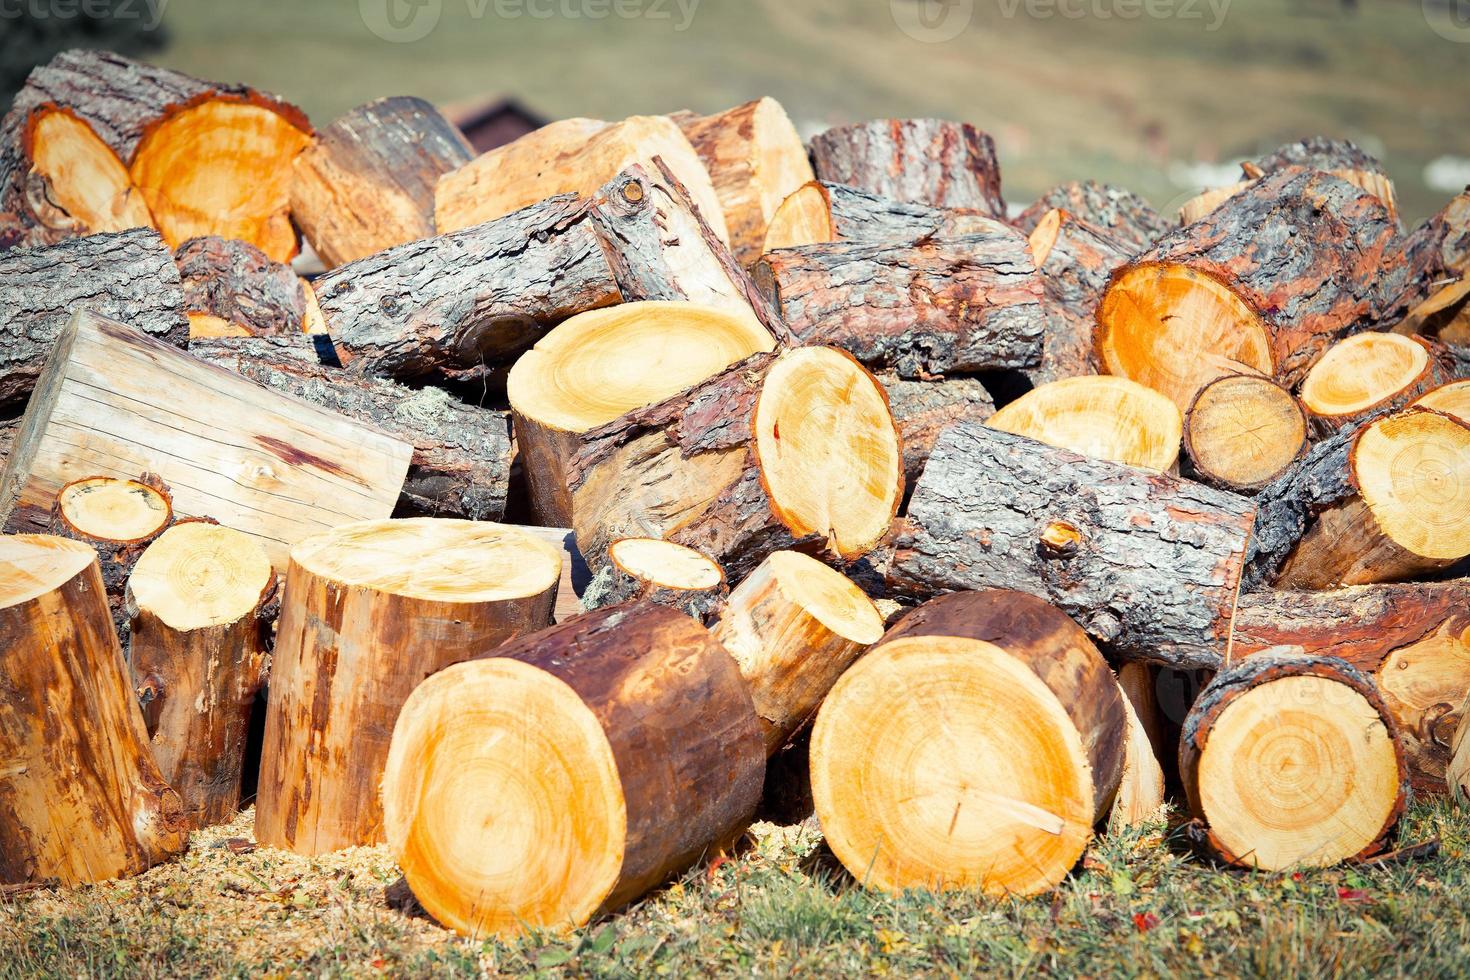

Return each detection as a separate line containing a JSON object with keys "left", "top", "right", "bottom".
{"left": 1096, "top": 169, "right": 1407, "bottom": 410}
{"left": 671, "top": 98, "right": 814, "bottom": 265}
{"left": 382, "top": 602, "right": 765, "bottom": 937}
{"left": 1024, "top": 208, "right": 1131, "bottom": 384}
{"left": 888, "top": 420, "right": 1256, "bottom": 668}
{"left": 125, "top": 522, "right": 276, "bottom": 828}
{"left": 810, "top": 589, "right": 1124, "bottom": 895}
{"left": 1176, "top": 138, "right": 1397, "bottom": 228}
{"left": 754, "top": 229, "right": 1045, "bottom": 377}
{"left": 290, "top": 96, "right": 474, "bottom": 268}
{"left": 1013, "top": 180, "right": 1169, "bottom": 255}
{"left": 0, "top": 535, "right": 187, "bottom": 884}
{"left": 878, "top": 373, "right": 994, "bottom": 486}
{"left": 808, "top": 119, "right": 1005, "bottom": 217}
{"left": 760, "top": 180, "right": 1004, "bottom": 253}
{"left": 0, "top": 228, "right": 187, "bottom": 408}
{"left": 985, "top": 375, "right": 1182, "bottom": 471}
{"left": 581, "top": 537, "right": 727, "bottom": 623}
{"left": 1232, "top": 581, "right": 1470, "bottom": 795}
{"left": 1391, "top": 188, "right": 1470, "bottom": 338}
{"left": 1180, "top": 652, "right": 1407, "bottom": 870}
{"left": 1184, "top": 374, "right": 1308, "bottom": 492}
{"left": 712, "top": 550, "right": 884, "bottom": 754}
{"left": 187, "top": 334, "right": 513, "bottom": 521}
{"left": 0, "top": 310, "right": 413, "bottom": 568}
{"left": 1299, "top": 333, "right": 1451, "bottom": 436}
{"left": 175, "top": 235, "right": 308, "bottom": 337}
{"left": 255, "top": 519, "right": 562, "bottom": 855}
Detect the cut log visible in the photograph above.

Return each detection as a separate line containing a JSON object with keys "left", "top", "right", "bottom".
{"left": 1299, "top": 333, "right": 1450, "bottom": 436}
{"left": 810, "top": 589, "right": 1124, "bottom": 895}
{"left": 581, "top": 537, "right": 727, "bottom": 622}
{"left": 382, "top": 602, "right": 765, "bottom": 937}
{"left": 1013, "top": 180, "right": 1169, "bottom": 255}
{"left": 0, "top": 228, "right": 186, "bottom": 408}
{"left": 0, "top": 310, "right": 413, "bottom": 568}
{"left": 1096, "top": 169, "right": 1407, "bottom": 410}
{"left": 1233, "top": 581, "right": 1470, "bottom": 795}
{"left": 187, "top": 334, "right": 512, "bottom": 521}
{"left": 255, "top": 519, "right": 561, "bottom": 855}
{"left": 1183, "top": 374, "right": 1308, "bottom": 492}
{"left": 125, "top": 522, "right": 275, "bottom": 829}
{"left": 671, "top": 98, "right": 813, "bottom": 265}
{"left": 1177, "top": 139, "right": 1397, "bottom": 227}
{"left": 985, "top": 375, "right": 1182, "bottom": 471}
{"left": 1270, "top": 410, "right": 1470, "bottom": 589}
{"left": 1176, "top": 180, "right": 1253, "bottom": 226}
{"left": 878, "top": 373, "right": 994, "bottom": 486}
{"left": 1392, "top": 189, "right": 1470, "bottom": 337}
{"left": 808, "top": 119, "right": 1005, "bottom": 217}
{"left": 1413, "top": 379, "right": 1470, "bottom": 422}
{"left": 1024, "top": 208, "right": 1132, "bottom": 385}
{"left": 712, "top": 550, "right": 884, "bottom": 753}
{"left": 760, "top": 180, "right": 1005, "bottom": 253}
{"left": 888, "top": 420, "right": 1256, "bottom": 668}
{"left": 175, "top": 235, "right": 308, "bottom": 337}
{"left": 1109, "top": 672, "right": 1167, "bottom": 832}
{"left": 754, "top": 230, "right": 1045, "bottom": 377}
{"left": 0, "top": 534, "right": 187, "bottom": 884}
{"left": 435, "top": 114, "right": 729, "bottom": 243}
{"left": 569, "top": 347, "right": 903, "bottom": 581}
{"left": 290, "top": 96, "right": 474, "bottom": 268}
{"left": 1180, "top": 652, "right": 1407, "bottom": 870}
{"left": 508, "top": 301, "right": 775, "bottom": 527}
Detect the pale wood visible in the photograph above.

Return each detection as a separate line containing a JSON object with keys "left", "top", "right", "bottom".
{"left": 1109, "top": 672, "right": 1167, "bottom": 832}
{"left": 986, "top": 375, "right": 1182, "bottom": 471}
{"left": 581, "top": 537, "right": 728, "bottom": 622}
{"left": 1299, "top": 333, "right": 1448, "bottom": 436}
{"left": 1184, "top": 374, "right": 1307, "bottom": 492}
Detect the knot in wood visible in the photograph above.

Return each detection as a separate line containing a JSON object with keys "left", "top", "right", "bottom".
{"left": 621, "top": 180, "right": 645, "bottom": 204}
{"left": 1039, "top": 520, "right": 1082, "bottom": 558}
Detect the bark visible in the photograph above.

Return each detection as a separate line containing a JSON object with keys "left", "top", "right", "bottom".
{"left": 1389, "top": 188, "right": 1470, "bottom": 329}
{"left": 887, "top": 420, "right": 1256, "bottom": 668}
{"left": 580, "top": 555, "right": 728, "bottom": 623}
{"left": 290, "top": 96, "right": 474, "bottom": 268}
{"left": 188, "top": 334, "right": 513, "bottom": 521}
{"left": 1251, "top": 137, "right": 1386, "bottom": 177}
{"left": 877, "top": 373, "right": 994, "bottom": 486}
{"left": 1026, "top": 210, "right": 1132, "bottom": 385}
{"left": 1242, "top": 422, "right": 1360, "bottom": 588}
{"left": 821, "top": 182, "right": 1006, "bottom": 243}
{"left": 809, "top": 119, "right": 1005, "bottom": 217}
{"left": 0, "top": 228, "right": 187, "bottom": 408}
{"left": 1013, "top": 180, "right": 1170, "bottom": 254}
{"left": 175, "top": 235, "right": 307, "bottom": 336}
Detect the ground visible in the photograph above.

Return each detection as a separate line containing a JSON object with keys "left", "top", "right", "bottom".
{"left": 4, "top": 798, "right": 1470, "bottom": 978}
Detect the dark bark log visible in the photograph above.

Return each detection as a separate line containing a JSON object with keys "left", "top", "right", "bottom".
{"left": 1251, "top": 137, "right": 1385, "bottom": 177}
{"left": 887, "top": 420, "right": 1256, "bottom": 668}
{"left": 1013, "top": 180, "right": 1170, "bottom": 254}
{"left": 877, "top": 373, "right": 994, "bottom": 486}
{"left": 175, "top": 235, "right": 306, "bottom": 337}
{"left": 809, "top": 119, "right": 1005, "bottom": 217}
{"left": 1242, "top": 423, "right": 1359, "bottom": 589}
{"left": 1026, "top": 210, "right": 1131, "bottom": 385}
{"left": 1388, "top": 189, "right": 1470, "bottom": 329}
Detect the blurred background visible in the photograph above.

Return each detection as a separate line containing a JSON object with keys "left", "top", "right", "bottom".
{"left": 2, "top": 0, "right": 1466, "bottom": 222}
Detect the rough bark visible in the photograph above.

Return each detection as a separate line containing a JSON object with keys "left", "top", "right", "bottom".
{"left": 175, "top": 235, "right": 307, "bottom": 337}
{"left": 1026, "top": 210, "right": 1132, "bottom": 385}
{"left": 580, "top": 551, "right": 728, "bottom": 623}
{"left": 1242, "top": 422, "right": 1360, "bottom": 588}
{"left": 1013, "top": 180, "right": 1170, "bottom": 254}
{"left": 821, "top": 182, "right": 1006, "bottom": 243}
{"left": 1389, "top": 188, "right": 1470, "bottom": 331}
{"left": 877, "top": 373, "right": 994, "bottom": 486}
{"left": 0, "top": 228, "right": 187, "bottom": 408}
{"left": 888, "top": 420, "right": 1256, "bottom": 668}
{"left": 1251, "top": 137, "right": 1386, "bottom": 178}
{"left": 809, "top": 119, "right": 1005, "bottom": 217}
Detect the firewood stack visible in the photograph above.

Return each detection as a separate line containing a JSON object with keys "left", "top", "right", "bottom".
{"left": 3, "top": 46, "right": 1470, "bottom": 937}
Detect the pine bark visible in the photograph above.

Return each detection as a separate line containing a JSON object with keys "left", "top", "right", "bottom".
{"left": 820, "top": 182, "right": 1006, "bottom": 243}
{"left": 1027, "top": 211, "right": 1131, "bottom": 385}
{"left": 877, "top": 373, "right": 994, "bottom": 486}
{"left": 581, "top": 558, "right": 728, "bottom": 623}
{"left": 809, "top": 119, "right": 1005, "bottom": 217}
{"left": 1013, "top": 180, "right": 1170, "bottom": 255}
{"left": 175, "top": 235, "right": 307, "bottom": 336}
{"left": 1389, "top": 188, "right": 1470, "bottom": 329}
{"left": 1242, "top": 422, "right": 1360, "bottom": 588}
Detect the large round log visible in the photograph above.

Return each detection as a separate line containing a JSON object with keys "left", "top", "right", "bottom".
{"left": 255, "top": 519, "right": 562, "bottom": 855}
{"left": 808, "top": 119, "right": 1005, "bottom": 217}
{"left": 0, "top": 535, "right": 187, "bottom": 884}
{"left": 382, "top": 602, "right": 765, "bottom": 937}
{"left": 985, "top": 375, "right": 1182, "bottom": 471}
{"left": 810, "top": 590, "right": 1124, "bottom": 896}
{"left": 1183, "top": 374, "right": 1307, "bottom": 493}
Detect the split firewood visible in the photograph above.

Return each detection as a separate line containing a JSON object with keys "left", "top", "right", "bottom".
{"left": 1392, "top": 189, "right": 1470, "bottom": 342}
{"left": 568, "top": 347, "right": 904, "bottom": 581}
{"left": 810, "top": 589, "right": 1125, "bottom": 895}
{"left": 508, "top": 301, "right": 775, "bottom": 526}
{"left": 711, "top": 550, "right": 884, "bottom": 754}
{"left": 878, "top": 373, "right": 994, "bottom": 486}
{"left": 382, "top": 602, "right": 765, "bottom": 937}
{"left": 0, "top": 535, "right": 187, "bottom": 884}
{"left": 188, "top": 334, "right": 513, "bottom": 521}
{"left": 175, "top": 235, "right": 309, "bottom": 337}
{"left": 1183, "top": 374, "right": 1308, "bottom": 492}
{"left": 1013, "top": 180, "right": 1170, "bottom": 255}
{"left": 1452, "top": 706, "right": 1470, "bottom": 801}
{"left": 888, "top": 420, "right": 1256, "bottom": 668}
{"left": 760, "top": 181, "right": 1004, "bottom": 253}
{"left": 1180, "top": 651, "right": 1407, "bottom": 870}
{"left": 985, "top": 375, "right": 1182, "bottom": 471}
{"left": 290, "top": 96, "right": 474, "bottom": 268}
{"left": 808, "top": 119, "right": 1005, "bottom": 217}
{"left": 754, "top": 228, "right": 1045, "bottom": 377}
{"left": 1233, "top": 581, "right": 1470, "bottom": 795}
{"left": 125, "top": 522, "right": 276, "bottom": 829}
{"left": 256, "top": 519, "right": 562, "bottom": 856}
{"left": 580, "top": 537, "right": 728, "bottom": 622}
{"left": 670, "top": 98, "right": 813, "bottom": 265}
{"left": 1414, "top": 379, "right": 1470, "bottom": 422}
{"left": 1023, "top": 208, "right": 1132, "bottom": 384}
{"left": 1096, "top": 169, "right": 1406, "bottom": 410}
{"left": 435, "top": 114, "right": 729, "bottom": 243}
{"left": 1109, "top": 672, "right": 1167, "bottom": 832}
{"left": 1298, "top": 333, "right": 1451, "bottom": 436}
{"left": 1176, "top": 138, "right": 1397, "bottom": 227}
{"left": 0, "top": 228, "right": 187, "bottom": 407}
{"left": 0, "top": 311, "right": 413, "bottom": 568}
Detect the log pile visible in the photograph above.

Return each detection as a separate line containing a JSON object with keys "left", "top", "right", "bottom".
{"left": 4, "top": 47, "right": 1470, "bottom": 941}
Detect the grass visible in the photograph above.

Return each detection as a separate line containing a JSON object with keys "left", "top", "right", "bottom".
{"left": 5, "top": 799, "right": 1470, "bottom": 978}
